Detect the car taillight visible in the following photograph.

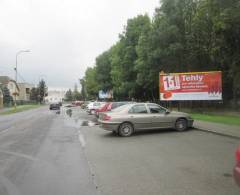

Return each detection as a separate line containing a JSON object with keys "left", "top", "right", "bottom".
{"left": 103, "top": 115, "right": 111, "bottom": 121}
{"left": 236, "top": 147, "right": 240, "bottom": 163}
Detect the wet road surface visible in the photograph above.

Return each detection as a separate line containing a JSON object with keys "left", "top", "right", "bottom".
{"left": 0, "top": 106, "right": 99, "bottom": 195}
{"left": 0, "top": 106, "right": 240, "bottom": 195}
{"left": 70, "top": 108, "right": 240, "bottom": 195}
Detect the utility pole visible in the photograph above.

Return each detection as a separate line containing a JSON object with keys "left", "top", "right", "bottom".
{"left": 14, "top": 50, "right": 30, "bottom": 110}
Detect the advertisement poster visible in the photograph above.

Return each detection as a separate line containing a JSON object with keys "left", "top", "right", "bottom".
{"left": 159, "top": 71, "right": 222, "bottom": 101}
{"left": 98, "top": 90, "right": 113, "bottom": 99}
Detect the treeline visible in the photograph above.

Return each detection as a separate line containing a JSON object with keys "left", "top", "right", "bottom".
{"left": 82, "top": 0, "right": 240, "bottom": 104}
{"left": 30, "top": 79, "right": 47, "bottom": 103}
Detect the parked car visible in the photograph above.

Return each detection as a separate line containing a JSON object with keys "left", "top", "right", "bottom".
{"left": 95, "top": 102, "right": 132, "bottom": 118}
{"left": 98, "top": 103, "right": 194, "bottom": 136}
{"left": 49, "top": 103, "right": 61, "bottom": 110}
{"left": 81, "top": 101, "right": 90, "bottom": 109}
{"left": 87, "top": 102, "right": 105, "bottom": 115}
{"left": 234, "top": 146, "right": 240, "bottom": 186}
{"left": 72, "top": 101, "right": 84, "bottom": 106}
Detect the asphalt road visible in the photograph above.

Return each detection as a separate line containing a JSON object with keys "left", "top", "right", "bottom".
{"left": 0, "top": 107, "right": 99, "bottom": 195}
{"left": 0, "top": 106, "right": 239, "bottom": 195}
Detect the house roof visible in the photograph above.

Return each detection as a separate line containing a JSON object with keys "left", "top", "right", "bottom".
{"left": 0, "top": 76, "right": 11, "bottom": 85}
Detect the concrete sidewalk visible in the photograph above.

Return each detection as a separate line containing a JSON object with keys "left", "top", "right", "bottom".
{"left": 194, "top": 120, "right": 240, "bottom": 139}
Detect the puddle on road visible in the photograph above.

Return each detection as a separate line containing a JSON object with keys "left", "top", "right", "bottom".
{"left": 81, "top": 121, "right": 98, "bottom": 127}
{"left": 64, "top": 108, "right": 98, "bottom": 127}
{"left": 66, "top": 109, "right": 72, "bottom": 117}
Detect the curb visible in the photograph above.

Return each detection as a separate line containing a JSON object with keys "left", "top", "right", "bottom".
{"left": 194, "top": 127, "right": 240, "bottom": 140}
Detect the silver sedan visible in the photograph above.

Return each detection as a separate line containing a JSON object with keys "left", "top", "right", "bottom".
{"left": 98, "top": 103, "right": 194, "bottom": 136}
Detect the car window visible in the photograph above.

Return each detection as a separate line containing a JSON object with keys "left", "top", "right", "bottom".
{"left": 111, "top": 104, "right": 130, "bottom": 112}
{"left": 129, "top": 105, "right": 148, "bottom": 114}
{"left": 147, "top": 104, "right": 166, "bottom": 114}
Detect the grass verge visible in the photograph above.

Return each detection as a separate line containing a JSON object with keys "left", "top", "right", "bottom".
{"left": 191, "top": 113, "right": 240, "bottom": 126}
{"left": 0, "top": 105, "right": 42, "bottom": 115}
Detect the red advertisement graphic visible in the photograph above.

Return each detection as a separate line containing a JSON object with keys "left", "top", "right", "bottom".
{"left": 159, "top": 71, "right": 222, "bottom": 101}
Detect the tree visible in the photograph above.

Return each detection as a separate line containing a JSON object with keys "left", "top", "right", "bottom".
{"left": 81, "top": 0, "right": 240, "bottom": 105}
{"left": 38, "top": 79, "right": 47, "bottom": 103}
{"left": 2, "top": 86, "right": 12, "bottom": 106}
{"left": 73, "top": 83, "right": 82, "bottom": 100}
{"left": 79, "top": 79, "right": 87, "bottom": 100}
{"left": 65, "top": 89, "right": 73, "bottom": 101}
{"left": 95, "top": 51, "right": 113, "bottom": 92}
{"left": 84, "top": 67, "right": 99, "bottom": 99}
{"left": 30, "top": 87, "right": 39, "bottom": 102}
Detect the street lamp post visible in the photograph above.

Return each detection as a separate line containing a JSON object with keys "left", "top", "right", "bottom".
{"left": 14, "top": 50, "right": 30, "bottom": 109}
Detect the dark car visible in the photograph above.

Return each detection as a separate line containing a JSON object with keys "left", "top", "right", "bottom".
{"left": 234, "top": 146, "right": 240, "bottom": 186}
{"left": 49, "top": 103, "right": 60, "bottom": 110}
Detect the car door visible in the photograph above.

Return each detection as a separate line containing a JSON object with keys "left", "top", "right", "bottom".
{"left": 147, "top": 104, "right": 173, "bottom": 128}
{"left": 128, "top": 104, "right": 152, "bottom": 130}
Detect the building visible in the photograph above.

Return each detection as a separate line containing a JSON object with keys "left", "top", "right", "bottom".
{"left": 18, "top": 83, "right": 35, "bottom": 101}
{"left": 0, "top": 88, "right": 3, "bottom": 108}
{"left": 0, "top": 76, "right": 20, "bottom": 100}
{"left": 45, "top": 90, "right": 66, "bottom": 104}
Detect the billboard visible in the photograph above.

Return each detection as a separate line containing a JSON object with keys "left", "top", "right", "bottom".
{"left": 159, "top": 71, "right": 222, "bottom": 101}
{"left": 98, "top": 90, "right": 113, "bottom": 99}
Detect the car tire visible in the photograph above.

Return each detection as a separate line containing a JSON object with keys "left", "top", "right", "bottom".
{"left": 118, "top": 122, "right": 134, "bottom": 137}
{"left": 175, "top": 118, "right": 187, "bottom": 131}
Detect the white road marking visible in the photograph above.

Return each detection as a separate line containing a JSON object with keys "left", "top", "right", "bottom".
{"left": 78, "top": 130, "right": 86, "bottom": 148}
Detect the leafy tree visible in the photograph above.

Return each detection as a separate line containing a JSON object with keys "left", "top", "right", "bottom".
{"left": 65, "top": 89, "right": 73, "bottom": 101}
{"left": 38, "top": 79, "right": 47, "bottom": 103}
{"left": 30, "top": 87, "right": 39, "bottom": 102}
{"left": 81, "top": 0, "right": 240, "bottom": 105}
{"left": 95, "top": 51, "right": 113, "bottom": 92}
{"left": 79, "top": 79, "right": 87, "bottom": 100}
{"left": 1, "top": 86, "right": 12, "bottom": 106}
{"left": 73, "top": 84, "right": 82, "bottom": 100}
{"left": 85, "top": 67, "right": 99, "bottom": 99}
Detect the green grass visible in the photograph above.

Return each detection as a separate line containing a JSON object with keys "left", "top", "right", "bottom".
{"left": 191, "top": 113, "right": 240, "bottom": 126}
{"left": 0, "top": 105, "right": 42, "bottom": 115}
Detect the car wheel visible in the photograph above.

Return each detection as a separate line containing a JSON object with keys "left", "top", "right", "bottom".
{"left": 118, "top": 122, "right": 134, "bottom": 137}
{"left": 90, "top": 110, "right": 95, "bottom": 115}
{"left": 175, "top": 118, "right": 187, "bottom": 131}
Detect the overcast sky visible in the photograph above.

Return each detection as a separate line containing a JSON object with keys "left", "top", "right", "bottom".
{"left": 0, "top": 0, "right": 159, "bottom": 89}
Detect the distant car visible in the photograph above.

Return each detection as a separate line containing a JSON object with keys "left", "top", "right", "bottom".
{"left": 87, "top": 102, "right": 105, "bottom": 115}
{"left": 95, "top": 102, "right": 132, "bottom": 118}
{"left": 49, "top": 103, "right": 60, "bottom": 110}
{"left": 98, "top": 103, "right": 194, "bottom": 136}
{"left": 73, "top": 101, "right": 84, "bottom": 106}
{"left": 234, "top": 146, "right": 240, "bottom": 186}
